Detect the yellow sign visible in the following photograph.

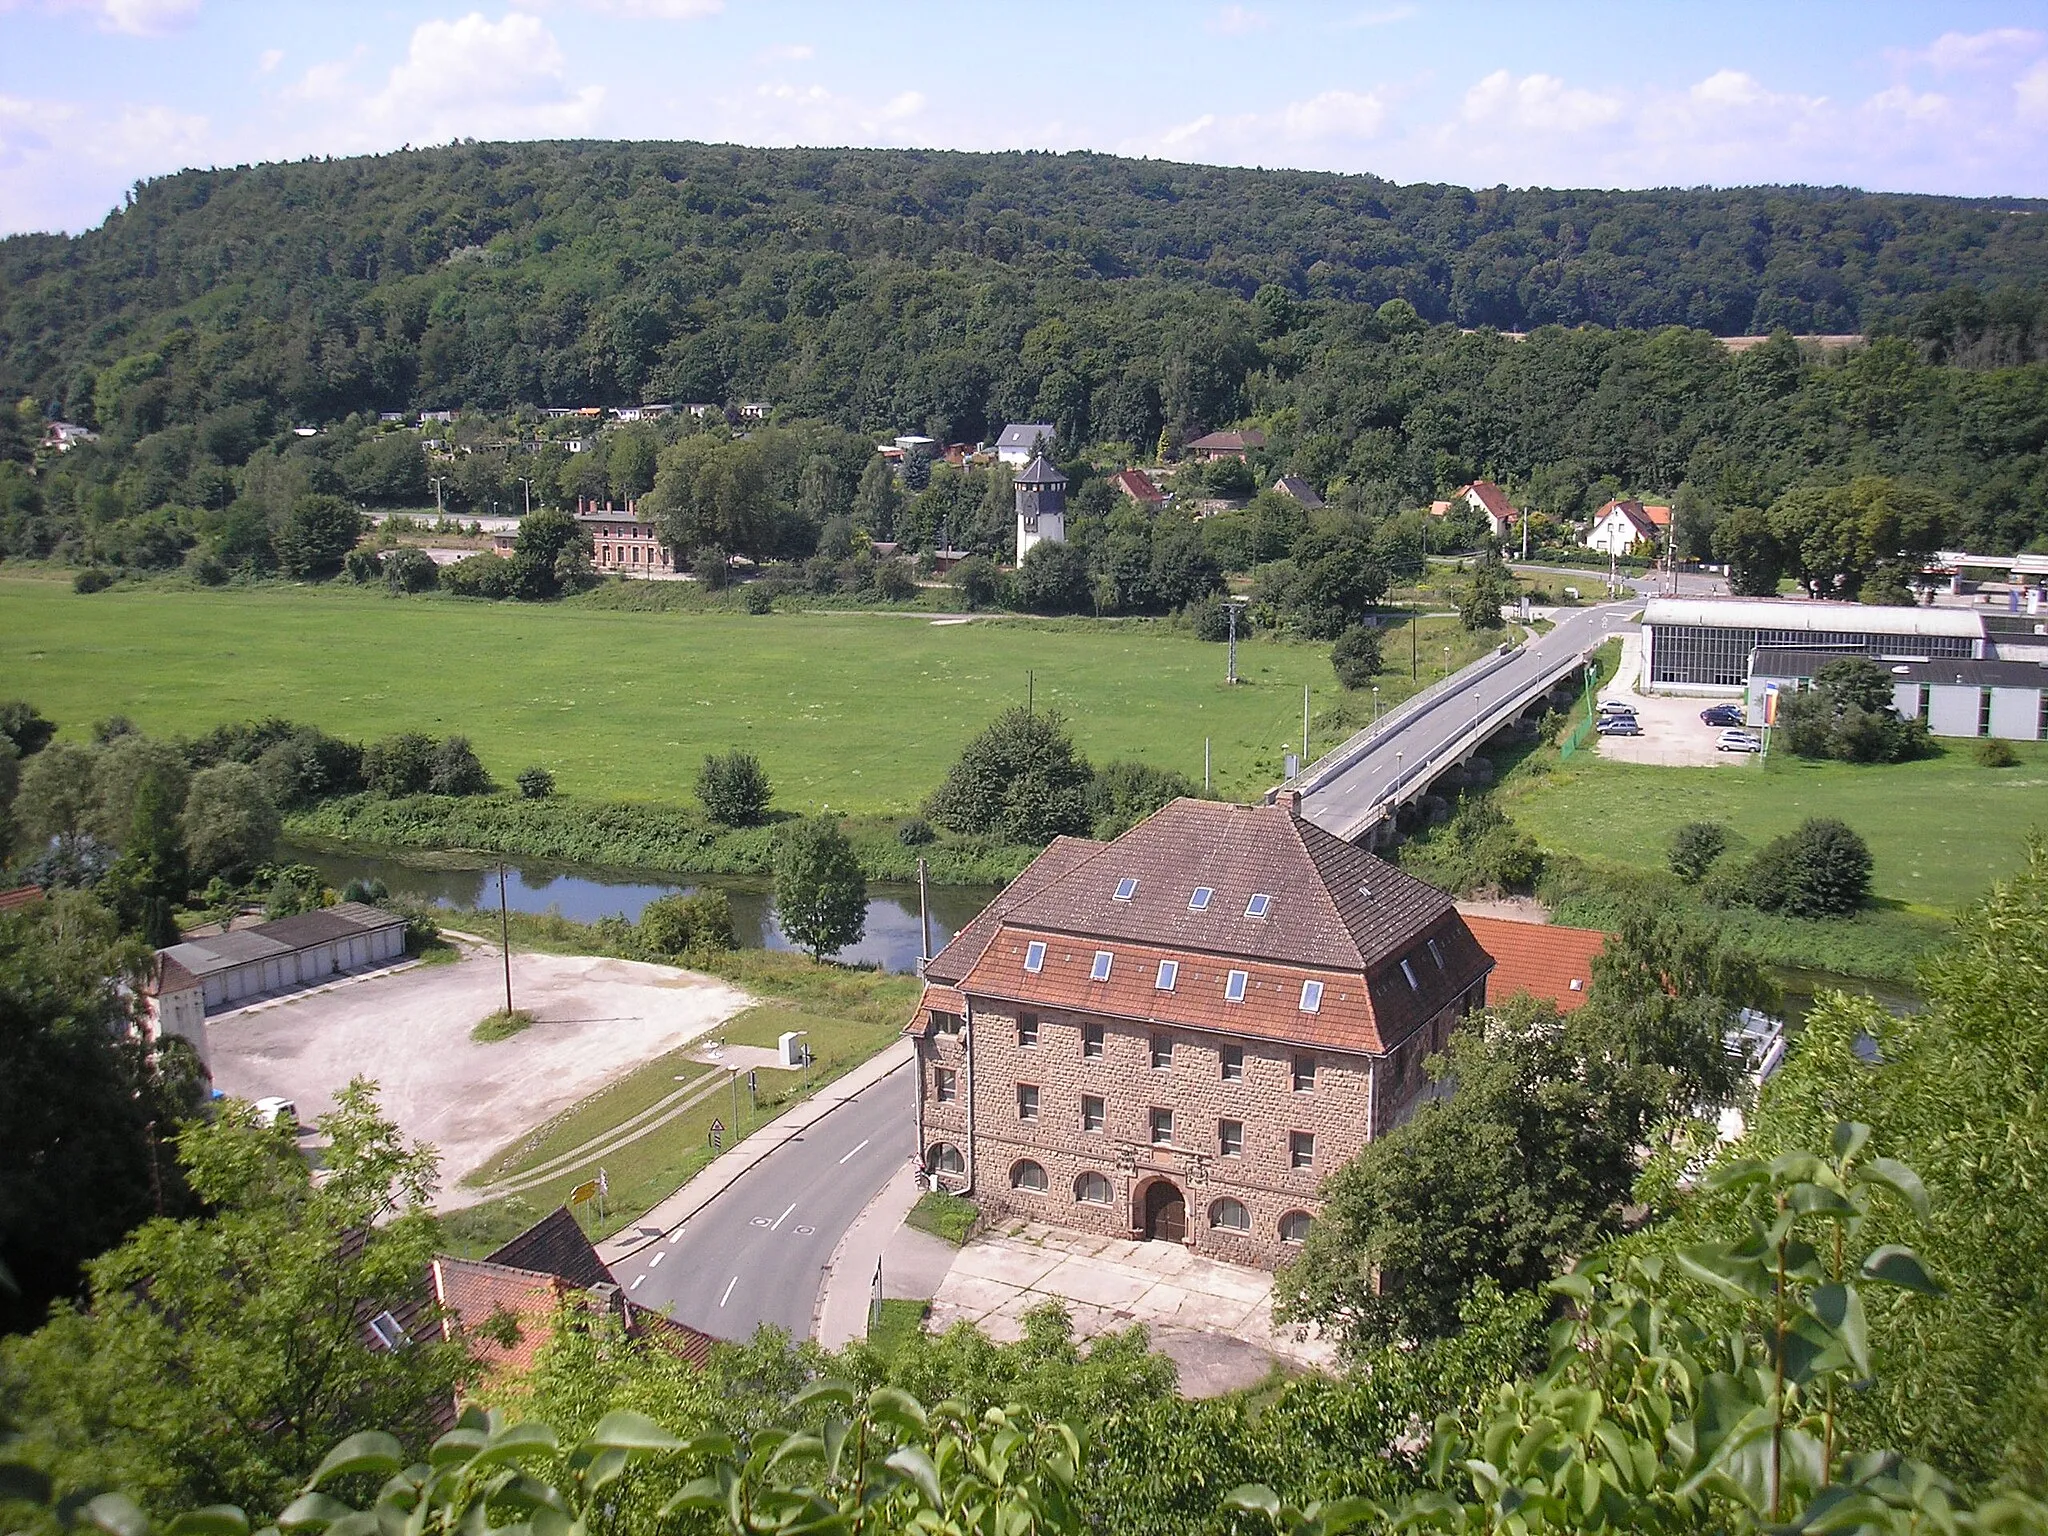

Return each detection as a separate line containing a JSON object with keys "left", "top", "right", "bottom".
{"left": 568, "top": 1179, "right": 600, "bottom": 1206}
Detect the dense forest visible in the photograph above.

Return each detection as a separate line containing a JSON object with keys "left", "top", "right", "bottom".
{"left": 4, "top": 140, "right": 2048, "bottom": 569}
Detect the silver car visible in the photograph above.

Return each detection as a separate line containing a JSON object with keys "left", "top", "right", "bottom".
{"left": 1716, "top": 729, "right": 1763, "bottom": 754}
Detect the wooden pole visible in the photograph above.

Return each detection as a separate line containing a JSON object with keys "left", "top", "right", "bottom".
{"left": 497, "top": 863, "right": 513, "bottom": 1016}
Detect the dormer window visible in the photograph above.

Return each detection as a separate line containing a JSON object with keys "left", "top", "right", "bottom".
{"left": 1245, "top": 893, "right": 1272, "bottom": 919}
{"left": 1189, "top": 887, "right": 1214, "bottom": 912}
{"left": 1090, "top": 950, "right": 1114, "bottom": 982}
{"left": 1224, "top": 970, "right": 1248, "bottom": 1003}
{"left": 1155, "top": 960, "right": 1178, "bottom": 991}
{"left": 1299, "top": 980, "right": 1323, "bottom": 1013}
{"left": 1024, "top": 941, "right": 1046, "bottom": 974}
{"left": 1400, "top": 958, "right": 1421, "bottom": 991}
{"left": 1114, "top": 877, "right": 1138, "bottom": 902}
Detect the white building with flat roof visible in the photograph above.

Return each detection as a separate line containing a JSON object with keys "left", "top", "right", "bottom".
{"left": 1641, "top": 597, "right": 1986, "bottom": 692}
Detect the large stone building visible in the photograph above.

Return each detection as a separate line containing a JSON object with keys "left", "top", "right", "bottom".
{"left": 910, "top": 795, "right": 1492, "bottom": 1268}
{"left": 1013, "top": 453, "right": 1067, "bottom": 565}
{"left": 493, "top": 498, "right": 676, "bottom": 577}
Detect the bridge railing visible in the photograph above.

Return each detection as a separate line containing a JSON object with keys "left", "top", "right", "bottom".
{"left": 1292, "top": 641, "right": 1524, "bottom": 796}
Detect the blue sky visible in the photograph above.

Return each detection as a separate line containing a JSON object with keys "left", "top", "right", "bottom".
{"left": 5, "top": 0, "right": 2048, "bottom": 236}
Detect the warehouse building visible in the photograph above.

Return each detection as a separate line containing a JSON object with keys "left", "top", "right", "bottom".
{"left": 1641, "top": 597, "right": 1986, "bottom": 692}
{"left": 158, "top": 902, "right": 408, "bottom": 1012}
{"left": 1747, "top": 647, "right": 2048, "bottom": 741}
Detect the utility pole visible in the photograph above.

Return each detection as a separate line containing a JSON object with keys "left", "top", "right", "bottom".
{"left": 1302, "top": 685, "right": 1311, "bottom": 767}
{"left": 496, "top": 862, "right": 514, "bottom": 1017}
{"left": 431, "top": 476, "right": 446, "bottom": 518}
{"left": 1411, "top": 610, "right": 1418, "bottom": 679}
{"left": 517, "top": 477, "right": 533, "bottom": 516}
{"left": 1373, "top": 684, "right": 1381, "bottom": 726}
{"left": 1204, "top": 737, "right": 1211, "bottom": 793}
{"left": 917, "top": 857, "right": 931, "bottom": 969}
{"left": 1027, "top": 670, "right": 1033, "bottom": 714}
{"left": 1226, "top": 600, "right": 1241, "bottom": 684}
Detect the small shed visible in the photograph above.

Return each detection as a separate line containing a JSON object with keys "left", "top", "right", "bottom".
{"left": 159, "top": 902, "right": 408, "bottom": 1012}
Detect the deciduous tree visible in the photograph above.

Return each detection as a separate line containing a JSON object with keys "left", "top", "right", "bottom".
{"left": 773, "top": 818, "right": 866, "bottom": 962}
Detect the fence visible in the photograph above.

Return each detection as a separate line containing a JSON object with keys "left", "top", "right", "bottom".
{"left": 1557, "top": 674, "right": 1599, "bottom": 760}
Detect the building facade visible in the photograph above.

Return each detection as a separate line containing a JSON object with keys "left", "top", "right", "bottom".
{"left": 1747, "top": 646, "right": 2048, "bottom": 741}
{"left": 1642, "top": 597, "right": 1986, "bottom": 692}
{"left": 910, "top": 797, "right": 1492, "bottom": 1268}
{"left": 491, "top": 498, "right": 676, "bottom": 576}
{"left": 995, "top": 423, "right": 1055, "bottom": 466}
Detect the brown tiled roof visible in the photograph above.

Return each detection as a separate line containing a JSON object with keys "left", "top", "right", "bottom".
{"left": 254, "top": 901, "right": 405, "bottom": 949}
{"left": 1462, "top": 479, "right": 1516, "bottom": 518}
{"left": 1595, "top": 499, "right": 1658, "bottom": 537}
{"left": 431, "top": 1257, "right": 572, "bottom": 1375}
{"left": 151, "top": 953, "right": 201, "bottom": 995}
{"left": 0, "top": 885, "right": 44, "bottom": 912}
{"left": 625, "top": 1305, "right": 718, "bottom": 1367}
{"left": 486, "top": 1205, "right": 612, "bottom": 1291}
{"left": 1111, "top": 468, "right": 1165, "bottom": 502}
{"left": 1642, "top": 503, "right": 1672, "bottom": 527}
{"left": 1187, "top": 429, "right": 1266, "bottom": 452}
{"left": 924, "top": 836, "right": 1106, "bottom": 985}
{"left": 998, "top": 799, "right": 1455, "bottom": 971}
{"left": 1465, "top": 915, "right": 1608, "bottom": 1014}
{"left": 961, "top": 906, "right": 1487, "bottom": 1053}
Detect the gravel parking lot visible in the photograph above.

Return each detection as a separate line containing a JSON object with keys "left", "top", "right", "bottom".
{"left": 207, "top": 946, "right": 752, "bottom": 1197}
{"left": 1593, "top": 632, "right": 1754, "bottom": 768}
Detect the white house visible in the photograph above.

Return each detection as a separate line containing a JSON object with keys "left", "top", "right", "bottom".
{"left": 1014, "top": 453, "right": 1067, "bottom": 564}
{"left": 1586, "top": 498, "right": 1661, "bottom": 555}
{"left": 995, "top": 424, "right": 1055, "bottom": 467}
{"left": 144, "top": 954, "right": 211, "bottom": 1073}
{"left": 1458, "top": 479, "right": 1519, "bottom": 539}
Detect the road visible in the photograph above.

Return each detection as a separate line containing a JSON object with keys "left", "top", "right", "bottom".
{"left": 1301, "top": 598, "right": 1639, "bottom": 840}
{"left": 610, "top": 1062, "right": 914, "bottom": 1340}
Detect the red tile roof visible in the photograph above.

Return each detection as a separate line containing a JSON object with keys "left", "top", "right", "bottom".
{"left": 1642, "top": 504, "right": 1672, "bottom": 527}
{"left": 0, "top": 885, "right": 45, "bottom": 912}
{"left": 1461, "top": 479, "right": 1517, "bottom": 519}
{"left": 1595, "top": 499, "right": 1659, "bottom": 539}
{"left": 924, "top": 836, "right": 1106, "bottom": 985}
{"left": 431, "top": 1257, "right": 576, "bottom": 1376}
{"left": 1464, "top": 915, "right": 1609, "bottom": 1014}
{"left": 1186, "top": 429, "right": 1267, "bottom": 452}
{"left": 1111, "top": 468, "right": 1165, "bottom": 503}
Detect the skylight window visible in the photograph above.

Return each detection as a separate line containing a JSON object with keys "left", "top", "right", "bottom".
{"left": 1400, "top": 958, "right": 1420, "bottom": 991}
{"left": 367, "top": 1310, "right": 410, "bottom": 1352}
{"left": 1299, "top": 980, "right": 1324, "bottom": 1013}
{"left": 1428, "top": 938, "right": 1445, "bottom": 970}
{"left": 1090, "top": 950, "right": 1114, "bottom": 982}
{"left": 1114, "top": 877, "right": 1138, "bottom": 901}
{"left": 1224, "top": 970, "right": 1248, "bottom": 1003}
{"left": 1155, "top": 960, "right": 1178, "bottom": 991}
{"left": 1189, "top": 886, "right": 1214, "bottom": 911}
{"left": 1245, "top": 893, "right": 1273, "bottom": 919}
{"left": 1023, "top": 941, "right": 1046, "bottom": 974}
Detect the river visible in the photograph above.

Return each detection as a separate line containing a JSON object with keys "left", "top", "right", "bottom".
{"left": 277, "top": 842, "right": 997, "bottom": 975}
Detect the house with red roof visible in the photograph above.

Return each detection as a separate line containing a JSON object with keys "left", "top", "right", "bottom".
{"left": 1586, "top": 498, "right": 1662, "bottom": 556}
{"left": 1184, "top": 429, "right": 1266, "bottom": 463}
{"left": 1457, "top": 480, "right": 1520, "bottom": 539}
{"left": 1109, "top": 468, "right": 1166, "bottom": 506}
{"left": 1459, "top": 915, "right": 1607, "bottom": 1014}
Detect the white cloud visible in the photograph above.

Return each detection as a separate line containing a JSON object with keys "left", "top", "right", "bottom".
{"left": 706, "top": 79, "right": 938, "bottom": 148}
{"left": 89, "top": 0, "right": 197, "bottom": 33}
{"left": 0, "top": 91, "right": 209, "bottom": 233}
{"left": 256, "top": 47, "right": 282, "bottom": 73}
{"left": 881, "top": 91, "right": 924, "bottom": 122}
{"left": 1130, "top": 88, "right": 1389, "bottom": 164}
{"left": 1459, "top": 69, "right": 1623, "bottom": 136}
{"left": 1282, "top": 89, "right": 1389, "bottom": 140}
{"left": 1903, "top": 28, "right": 2044, "bottom": 73}
{"left": 1207, "top": 5, "right": 1267, "bottom": 36}
{"left": 2017, "top": 58, "right": 2048, "bottom": 126}
{"left": 759, "top": 42, "right": 813, "bottom": 62}
{"left": 337, "top": 12, "right": 607, "bottom": 145}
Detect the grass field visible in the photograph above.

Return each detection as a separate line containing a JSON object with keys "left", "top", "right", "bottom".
{"left": 0, "top": 572, "right": 1494, "bottom": 815}
{"left": 1504, "top": 742, "right": 2048, "bottom": 915}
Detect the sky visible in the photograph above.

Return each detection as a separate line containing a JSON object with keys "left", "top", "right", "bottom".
{"left": 4, "top": 0, "right": 2048, "bottom": 238}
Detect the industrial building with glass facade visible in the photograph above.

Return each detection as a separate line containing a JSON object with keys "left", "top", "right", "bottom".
{"left": 1641, "top": 598, "right": 1986, "bottom": 693}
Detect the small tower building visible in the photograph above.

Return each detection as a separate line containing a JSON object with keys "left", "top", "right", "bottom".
{"left": 1014, "top": 453, "right": 1067, "bottom": 565}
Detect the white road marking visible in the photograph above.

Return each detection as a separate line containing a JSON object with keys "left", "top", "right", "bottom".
{"left": 771, "top": 1201, "right": 797, "bottom": 1231}
{"left": 648, "top": 1251, "right": 664, "bottom": 1268}
{"left": 837, "top": 1138, "right": 871, "bottom": 1165}
{"left": 669, "top": 1230, "right": 682, "bottom": 1244}
{"left": 719, "top": 1275, "right": 738, "bottom": 1307}
{"left": 629, "top": 1274, "right": 645, "bottom": 1291}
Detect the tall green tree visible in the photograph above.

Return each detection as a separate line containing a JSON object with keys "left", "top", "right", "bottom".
{"left": 273, "top": 495, "right": 362, "bottom": 580}
{"left": 773, "top": 818, "right": 867, "bottom": 962}
{"left": 89, "top": 735, "right": 191, "bottom": 848}
{"left": 927, "top": 708, "right": 1095, "bottom": 844}
{"left": 16, "top": 740, "right": 98, "bottom": 858}
{"left": 181, "top": 763, "right": 280, "bottom": 883}
{"left": 99, "top": 769, "right": 190, "bottom": 947}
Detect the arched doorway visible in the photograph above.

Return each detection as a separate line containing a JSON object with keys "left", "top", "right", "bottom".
{"left": 1141, "top": 1178, "right": 1186, "bottom": 1243}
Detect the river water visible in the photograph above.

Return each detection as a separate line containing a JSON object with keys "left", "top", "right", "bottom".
{"left": 277, "top": 841, "right": 997, "bottom": 975}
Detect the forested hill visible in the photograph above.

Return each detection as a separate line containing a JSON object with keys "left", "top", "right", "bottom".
{"left": 5, "top": 139, "right": 2048, "bottom": 431}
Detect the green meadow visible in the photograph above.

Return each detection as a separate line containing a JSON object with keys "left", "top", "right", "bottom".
{"left": 0, "top": 574, "right": 1487, "bottom": 815}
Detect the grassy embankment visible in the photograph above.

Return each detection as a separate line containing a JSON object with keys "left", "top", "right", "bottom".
{"left": 0, "top": 571, "right": 1499, "bottom": 879}
{"left": 436, "top": 915, "right": 921, "bottom": 1256}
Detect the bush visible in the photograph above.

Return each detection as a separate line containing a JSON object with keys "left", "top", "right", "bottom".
{"left": 516, "top": 766, "right": 556, "bottom": 799}
{"left": 871, "top": 562, "right": 917, "bottom": 602}
{"left": 275, "top": 494, "right": 363, "bottom": 580}
{"left": 896, "top": 817, "right": 936, "bottom": 847}
{"left": 949, "top": 555, "right": 1000, "bottom": 611}
{"left": 363, "top": 732, "right": 437, "bottom": 795}
{"left": 1013, "top": 540, "right": 1092, "bottom": 614}
{"left": 1668, "top": 820, "right": 1731, "bottom": 882}
{"left": 262, "top": 863, "right": 327, "bottom": 918}
{"left": 927, "top": 707, "right": 1094, "bottom": 843}
{"left": 1086, "top": 759, "right": 1197, "bottom": 839}
{"left": 1742, "top": 816, "right": 1873, "bottom": 918}
{"left": 339, "top": 877, "right": 390, "bottom": 905}
{"left": 183, "top": 549, "right": 228, "bottom": 586}
{"left": 439, "top": 551, "right": 514, "bottom": 598}
{"left": 1331, "top": 624, "right": 1385, "bottom": 689}
{"left": 1186, "top": 594, "right": 1234, "bottom": 641}
{"left": 636, "top": 889, "right": 739, "bottom": 956}
{"left": 383, "top": 546, "right": 438, "bottom": 593}
{"left": 741, "top": 582, "right": 774, "bottom": 614}
{"left": 427, "top": 736, "right": 491, "bottom": 797}
{"left": 697, "top": 749, "right": 772, "bottom": 826}
{"left": 1975, "top": 737, "right": 2019, "bottom": 767}
{"left": 342, "top": 548, "right": 384, "bottom": 584}
{"left": 255, "top": 726, "right": 366, "bottom": 808}
{"left": 72, "top": 567, "right": 113, "bottom": 594}
{"left": 0, "top": 701, "right": 57, "bottom": 757}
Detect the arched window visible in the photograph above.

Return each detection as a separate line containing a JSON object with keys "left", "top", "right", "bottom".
{"left": 1074, "top": 1171, "right": 1113, "bottom": 1205}
{"left": 926, "top": 1143, "right": 965, "bottom": 1177}
{"left": 1208, "top": 1197, "right": 1250, "bottom": 1232}
{"left": 1010, "top": 1160, "right": 1048, "bottom": 1193}
{"left": 1278, "top": 1211, "right": 1312, "bottom": 1244}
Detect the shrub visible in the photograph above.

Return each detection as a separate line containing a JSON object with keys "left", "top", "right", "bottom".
{"left": 1976, "top": 737, "right": 2019, "bottom": 767}
{"left": 927, "top": 707, "right": 1094, "bottom": 843}
{"left": 363, "top": 732, "right": 437, "bottom": 795}
{"left": 0, "top": 702, "right": 57, "bottom": 757}
{"left": 343, "top": 547, "right": 384, "bottom": 584}
{"left": 637, "top": 889, "right": 739, "bottom": 956}
{"left": 949, "top": 555, "right": 1000, "bottom": 611}
{"left": 516, "top": 766, "right": 556, "bottom": 799}
{"left": 1013, "top": 540, "right": 1092, "bottom": 614}
{"left": 1186, "top": 594, "right": 1233, "bottom": 642}
{"left": 896, "top": 817, "right": 936, "bottom": 847}
{"left": 183, "top": 549, "right": 228, "bottom": 586}
{"left": 383, "top": 546, "right": 438, "bottom": 593}
{"left": 340, "top": 877, "right": 390, "bottom": 905}
{"left": 439, "top": 551, "right": 514, "bottom": 598}
{"left": 1331, "top": 624, "right": 1385, "bottom": 689}
{"left": 871, "top": 562, "right": 918, "bottom": 602}
{"left": 1668, "top": 820, "right": 1731, "bottom": 882}
{"left": 1743, "top": 816, "right": 1873, "bottom": 918}
{"left": 254, "top": 726, "right": 365, "bottom": 808}
{"left": 697, "top": 749, "right": 772, "bottom": 826}
{"left": 275, "top": 494, "right": 363, "bottom": 580}
{"left": 427, "top": 736, "right": 491, "bottom": 797}
{"left": 72, "top": 567, "right": 113, "bottom": 594}
{"left": 741, "top": 582, "right": 774, "bottom": 614}
{"left": 1087, "top": 759, "right": 1197, "bottom": 839}
{"left": 262, "top": 863, "right": 327, "bottom": 918}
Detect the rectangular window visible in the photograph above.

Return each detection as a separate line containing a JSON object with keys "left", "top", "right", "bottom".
{"left": 1290, "top": 1131, "right": 1315, "bottom": 1169}
{"left": 1225, "top": 969, "right": 1248, "bottom": 1002}
{"left": 1400, "top": 958, "right": 1421, "bottom": 991}
{"left": 1218, "top": 1119, "right": 1244, "bottom": 1157}
{"left": 1150, "top": 1035, "right": 1173, "bottom": 1070}
{"left": 1245, "top": 893, "right": 1272, "bottom": 919}
{"left": 934, "top": 1067, "right": 957, "bottom": 1104}
{"left": 1083, "top": 1022, "right": 1105, "bottom": 1058}
{"left": 1220, "top": 1044, "right": 1244, "bottom": 1082}
{"left": 931, "top": 1011, "right": 963, "bottom": 1036}
{"left": 1189, "top": 886, "right": 1214, "bottom": 911}
{"left": 1017, "top": 1014, "right": 1039, "bottom": 1048}
{"left": 1016, "top": 1084, "right": 1039, "bottom": 1121}
{"left": 1292, "top": 1055, "right": 1316, "bottom": 1092}
{"left": 1113, "top": 877, "right": 1138, "bottom": 901}
{"left": 1081, "top": 1094, "right": 1105, "bottom": 1132}
{"left": 1299, "top": 979, "right": 1324, "bottom": 1013}
{"left": 1090, "top": 950, "right": 1114, "bottom": 982}
{"left": 1024, "top": 941, "right": 1046, "bottom": 974}
{"left": 1149, "top": 1108, "right": 1174, "bottom": 1146}
{"left": 1155, "top": 959, "right": 1178, "bottom": 991}
{"left": 1428, "top": 939, "right": 1445, "bottom": 970}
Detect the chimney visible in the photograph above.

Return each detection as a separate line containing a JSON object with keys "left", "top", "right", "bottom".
{"left": 1275, "top": 789, "right": 1302, "bottom": 817}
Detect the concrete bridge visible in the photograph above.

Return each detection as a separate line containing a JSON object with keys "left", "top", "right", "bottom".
{"left": 1297, "top": 601, "right": 1637, "bottom": 844}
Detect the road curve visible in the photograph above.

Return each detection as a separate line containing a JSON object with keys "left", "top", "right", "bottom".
{"left": 610, "top": 1064, "right": 914, "bottom": 1341}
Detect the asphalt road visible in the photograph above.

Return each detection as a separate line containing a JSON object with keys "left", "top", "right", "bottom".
{"left": 610, "top": 1062, "right": 915, "bottom": 1340}
{"left": 1302, "top": 597, "right": 1641, "bottom": 840}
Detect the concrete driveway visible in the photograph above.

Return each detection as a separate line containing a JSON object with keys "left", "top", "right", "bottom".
{"left": 207, "top": 946, "right": 752, "bottom": 1196}
{"left": 1591, "top": 631, "right": 1750, "bottom": 768}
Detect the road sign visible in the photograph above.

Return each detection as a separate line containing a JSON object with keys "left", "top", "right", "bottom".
{"left": 569, "top": 1179, "right": 599, "bottom": 1206}
{"left": 710, "top": 1117, "right": 724, "bottom": 1151}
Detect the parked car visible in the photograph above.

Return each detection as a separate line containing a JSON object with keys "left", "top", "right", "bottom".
{"left": 1597, "top": 700, "right": 1636, "bottom": 717}
{"left": 254, "top": 1096, "right": 299, "bottom": 1129}
{"left": 1700, "top": 704, "right": 1746, "bottom": 727}
{"left": 1717, "top": 729, "right": 1763, "bottom": 754}
{"left": 1596, "top": 716, "right": 1644, "bottom": 736}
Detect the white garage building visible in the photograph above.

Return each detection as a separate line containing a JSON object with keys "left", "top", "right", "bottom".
{"left": 159, "top": 902, "right": 409, "bottom": 1012}
{"left": 1747, "top": 647, "right": 2048, "bottom": 741}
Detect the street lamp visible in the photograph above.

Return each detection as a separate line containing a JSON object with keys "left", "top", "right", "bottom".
{"left": 515, "top": 477, "right": 533, "bottom": 516}
{"left": 1372, "top": 684, "right": 1381, "bottom": 726}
